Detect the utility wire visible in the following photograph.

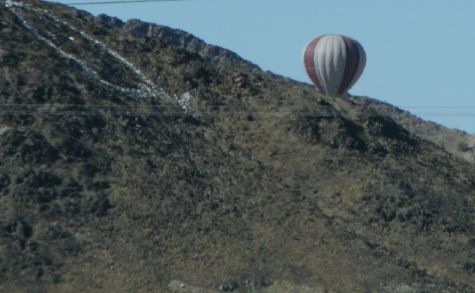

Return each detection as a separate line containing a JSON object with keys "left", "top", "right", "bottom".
{"left": 1, "top": 104, "right": 475, "bottom": 109}
{"left": 64, "top": 0, "right": 189, "bottom": 5}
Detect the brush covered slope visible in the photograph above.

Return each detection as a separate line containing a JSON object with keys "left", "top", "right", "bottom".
{"left": 353, "top": 96, "right": 475, "bottom": 164}
{"left": 0, "top": 1, "right": 475, "bottom": 292}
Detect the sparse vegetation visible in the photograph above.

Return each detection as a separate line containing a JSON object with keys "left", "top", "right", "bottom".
{"left": 458, "top": 141, "right": 473, "bottom": 152}
{"left": 0, "top": 1, "right": 474, "bottom": 292}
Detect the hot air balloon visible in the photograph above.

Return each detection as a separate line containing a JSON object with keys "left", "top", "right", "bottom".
{"left": 303, "top": 34, "right": 366, "bottom": 96}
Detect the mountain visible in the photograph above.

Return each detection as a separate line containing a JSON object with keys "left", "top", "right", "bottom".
{"left": 0, "top": 1, "right": 474, "bottom": 292}
{"left": 353, "top": 96, "right": 475, "bottom": 164}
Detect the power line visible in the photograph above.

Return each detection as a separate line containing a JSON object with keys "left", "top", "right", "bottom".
{"left": 1, "top": 104, "right": 475, "bottom": 109}
{"left": 64, "top": 0, "right": 189, "bottom": 6}
{"left": 0, "top": 110, "right": 475, "bottom": 117}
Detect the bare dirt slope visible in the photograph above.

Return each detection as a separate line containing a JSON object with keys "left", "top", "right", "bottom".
{"left": 0, "top": 1, "right": 474, "bottom": 292}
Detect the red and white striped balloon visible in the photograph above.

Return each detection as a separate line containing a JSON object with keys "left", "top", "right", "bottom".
{"left": 303, "top": 35, "right": 366, "bottom": 96}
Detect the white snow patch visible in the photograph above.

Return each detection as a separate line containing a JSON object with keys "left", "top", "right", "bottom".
{"left": 176, "top": 92, "right": 194, "bottom": 114}
{"left": 0, "top": 126, "right": 10, "bottom": 135}
{"left": 3, "top": 0, "right": 170, "bottom": 101}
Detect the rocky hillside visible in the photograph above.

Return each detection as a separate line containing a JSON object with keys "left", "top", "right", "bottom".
{"left": 0, "top": 1, "right": 474, "bottom": 292}
{"left": 95, "top": 9, "right": 475, "bottom": 165}
{"left": 353, "top": 96, "right": 475, "bottom": 163}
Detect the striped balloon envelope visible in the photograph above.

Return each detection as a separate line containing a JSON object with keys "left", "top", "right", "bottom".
{"left": 303, "top": 34, "right": 366, "bottom": 96}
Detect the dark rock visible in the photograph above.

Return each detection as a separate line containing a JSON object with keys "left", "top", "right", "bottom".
{"left": 95, "top": 13, "right": 124, "bottom": 27}
{"left": 219, "top": 280, "right": 239, "bottom": 292}
{"left": 1, "top": 130, "right": 59, "bottom": 164}
{"left": 59, "top": 178, "right": 83, "bottom": 197}
{"left": 57, "top": 114, "right": 107, "bottom": 139}
{"left": 120, "top": 19, "right": 256, "bottom": 67}
{"left": 88, "top": 181, "right": 111, "bottom": 191}
{"left": 89, "top": 193, "right": 111, "bottom": 217}
{"left": 25, "top": 171, "right": 63, "bottom": 189}
{"left": 60, "top": 137, "right": 93, "bottom": 159}
{"left": 463, "top": 262, "right": 475, "bottom": 273}
{"left": 0, "top": 173, "right": 10, "bottom": 190}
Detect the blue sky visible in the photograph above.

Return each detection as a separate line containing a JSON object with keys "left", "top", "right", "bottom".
{"left": 58, "top": 0, "right": 475, "bottom": 133}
